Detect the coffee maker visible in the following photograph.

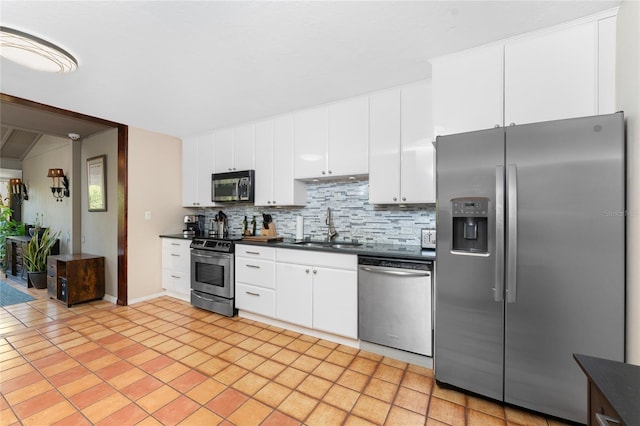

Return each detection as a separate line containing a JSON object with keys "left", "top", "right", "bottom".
{"left": 183, "top": 215, "right": 205, "bottom": 237}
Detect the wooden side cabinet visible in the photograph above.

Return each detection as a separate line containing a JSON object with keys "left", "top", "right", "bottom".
{"left": 47, "top": 254, "right": 105, "bottom": 307}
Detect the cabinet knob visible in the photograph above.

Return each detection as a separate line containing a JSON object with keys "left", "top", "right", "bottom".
{"left": 328, "top": 170, "right": 332, "bottom": 174}
{"left": 494, "top": 124, "right": 501, "bottom": 128}
{"left": 393, "top": 197, "right": 397, "bottom": 201}
{"left": 509, "top": 123, "right": 516, "bottom": 126}
{"left": 305, "top": 269, "right": 310, "bottom": 274}
{"left": 273, "top": 201, "right": 276, "bottom": 205}
{"left": 267, "top": 201, "right": 271, "bottom": 204}
{"left": 313, "top": 269, "right": 317, "bottom": 274}
{"left": 402, "top": 197, "right": 406, "bottom": 202}
{"left": 321, "top": 171, "right": 326, "bottom": 175}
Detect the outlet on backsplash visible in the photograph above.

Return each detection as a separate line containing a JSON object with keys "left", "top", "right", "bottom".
{"left": 194, "top": 179, "right": 435, "bottom": 245}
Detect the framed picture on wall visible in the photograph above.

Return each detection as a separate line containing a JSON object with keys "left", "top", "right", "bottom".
{"left": 87, "top": 155, "right": 107, "bottom": 212}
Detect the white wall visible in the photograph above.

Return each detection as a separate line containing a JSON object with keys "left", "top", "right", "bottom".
{"left": 22, "top": 135, "right": 73, "bottom": 253}
{"left": 81, "top": 129, "right": 118, "bottom": 298}
{"left": 616, "top": 0, "right": 640, "bottom": 365}
{"left": 127, "top": 127, "right": 188, "bottom": 302}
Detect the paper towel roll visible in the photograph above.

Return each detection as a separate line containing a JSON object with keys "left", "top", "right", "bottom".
{"left": 296, "top": 216, "right": 304, "bottom": 240}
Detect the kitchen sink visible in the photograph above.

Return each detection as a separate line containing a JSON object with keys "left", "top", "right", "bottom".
{"left": 293, "top": 240, "right": 362, "bottom": 248}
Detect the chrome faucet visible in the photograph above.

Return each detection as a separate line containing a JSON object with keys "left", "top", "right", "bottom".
{"left": 325, "top": 207, "right": 338, "bottom": 242}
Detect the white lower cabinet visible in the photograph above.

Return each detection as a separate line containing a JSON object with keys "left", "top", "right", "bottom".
{"left": 234, "top": 245, "right": 276, "bottom": 317}
{"left": 312, "top": 266, "right": 357, "bottom": 339}
{"left": 275, "top": 248, "right": 358, "bottom": 339}
{"left": 235, "top": 246, "right": 358, "bottom": 339}
{"left": 275, "top": 262, "right": 313, "bottom": 328}
{"left": 161, "top": 238, "right": 191, "bottom": 301}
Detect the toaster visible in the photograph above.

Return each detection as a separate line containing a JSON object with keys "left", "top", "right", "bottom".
{"left": 421, "top": 228, "right": 436, "bottom": 249}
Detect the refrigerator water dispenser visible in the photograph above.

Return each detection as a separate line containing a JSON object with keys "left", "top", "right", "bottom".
{"left": 451, "top": 197, "right": 489, "bottom": 254}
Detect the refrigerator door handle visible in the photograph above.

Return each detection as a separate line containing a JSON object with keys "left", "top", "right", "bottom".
{"left": 494, "top": 165, "right": 505, "bottom": 302}
{"left": 506, "top": 163, "right": 518, "bottom": 303}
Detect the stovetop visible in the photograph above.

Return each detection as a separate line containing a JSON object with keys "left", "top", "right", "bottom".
{"left": 190, "top": 235, "right": 242, "bottom": 253}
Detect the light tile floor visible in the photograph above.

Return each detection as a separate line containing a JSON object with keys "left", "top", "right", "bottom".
{"left": 0, "top": 278, "right": 569, "bottom": 425}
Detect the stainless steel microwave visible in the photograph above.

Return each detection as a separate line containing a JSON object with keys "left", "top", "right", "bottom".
{"left": 212, "top": 170, "right": 255, "bottom": 203}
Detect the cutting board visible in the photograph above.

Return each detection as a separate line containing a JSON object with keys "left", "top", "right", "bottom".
{"left": 241, "top": 235, "right": 283, "bottom": 243}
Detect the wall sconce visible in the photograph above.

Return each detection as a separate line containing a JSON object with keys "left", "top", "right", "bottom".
{"left": 9, "top": 178, "right": 28, "bottom": 204}
{"left": 47, "top": 168, "right": 70, "bottom": 202}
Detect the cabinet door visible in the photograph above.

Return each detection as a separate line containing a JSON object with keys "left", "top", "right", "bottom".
{"left": 276, "top": 262, "right": 312, "bottom": 327}
{"left": 369, "top": 89, "right": 401, "bottom": 204}
{"left": 294, "top": 106, "right": 328, "bottom": 179}
{"left": 504, "top": 21, "right": 597, "bottom": 125}
{"left": 182, "top": 136, "right": 199, "bottom": 206}
{"left": 254, "top": 120, "right": 274, "bottom": 206}
{"left": 214, "top": 128, "right": 234, "bottom": 173}
{"left": 401, "top": 80, "right": 435, "bottom": 204}
{"left": 432, "top": 44, "right": 504, "bottom": 136}
{"left": 196, "top": 133, "right": 215, "bottom": 207}
{"left": 313, "top": 267, "right": 357, "bottom": 338}
{"left": 233, "top": 123, "right": 255, "bottom": 171}
{"left": 328, "top": 97, "right": 369, "bottom": 177}
{"left": 273, "top": 115, "right": 306, "bottom": 206}
{"left": 597, "top": 16, "right": 616, "bottom": 115}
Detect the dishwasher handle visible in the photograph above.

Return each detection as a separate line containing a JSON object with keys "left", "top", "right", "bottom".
{"left": 359, "top": 265, "right": 431, "bottom": 278}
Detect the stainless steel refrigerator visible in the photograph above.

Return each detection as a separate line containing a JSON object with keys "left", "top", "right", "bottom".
{"left": 434, "top": 113, "right": 625, "bottom": 423}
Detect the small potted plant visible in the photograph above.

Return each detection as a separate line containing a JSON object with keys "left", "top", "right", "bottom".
{"left": 22, "top": 227, "right": 59, "bottom": 289}
{"left": 0, "top": 197, "right": 25, "bottom": 274}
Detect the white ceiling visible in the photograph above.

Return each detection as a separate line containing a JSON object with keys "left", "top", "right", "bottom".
{"left": 0, "top": 1, "right": 620, "bottom": 139}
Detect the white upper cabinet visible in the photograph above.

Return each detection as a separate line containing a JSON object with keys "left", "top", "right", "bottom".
{"left": 400, "top": 80, "right": 435, "bottom": 204}
{"left": 328, "top": 96, "right": 369, "bottom": 177}
{"left": 504, "top": 20, "right": 598, "bottom": 125}
{"left": 369, "top": 80, "right": 435, "bottom": 204}
{"left": 233, "top": 124, "right": 256, "bottom": 171}
{"left": 432, "top": 11, "right": 617, "bottom": 136}
{"left": 254, "top": 116, "right": 306, "bottom": 206}
{"left": 182, "top": 134, "right": 216, "bottom": 207}
{"left": 294, "top": 97, "right": 369, "bottom": 180}
{"left": 214, "top": 124, "right": 255, "bottom": 173}
{"left": 294, "top": 106, "right": 328, "bottom": 179}
{"left": 432, "top": 44, "right": 504, "bottom": 136}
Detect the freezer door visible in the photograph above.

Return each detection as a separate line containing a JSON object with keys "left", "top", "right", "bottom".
{"left": 503, "top": 113, "right": 625, "bottom": 423}
{"left": 435, "top": 127, "right": 505, "bottom": 400}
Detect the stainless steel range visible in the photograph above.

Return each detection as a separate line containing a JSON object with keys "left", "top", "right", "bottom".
{"left": 190, "top": 236, "right": 240, "bottom": 316}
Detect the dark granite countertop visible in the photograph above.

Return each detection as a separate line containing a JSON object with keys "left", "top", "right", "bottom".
{"left": 160, "top": 234, "right": 435, "bottom": 261}
{"left": 159, "top": 234, "right": 194, "bottom": 240}
{"left": 574, "top": 353, "right": 640, "bottom": 426}
{"left": 237, "top": 238, "right": 435, "bottom": 261}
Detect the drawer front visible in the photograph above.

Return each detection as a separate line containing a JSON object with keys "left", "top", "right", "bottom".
{"left": 47, "top": 261, "right": 57, "bottom": 278}
{"left": 235, "top": 283, "right": 275, "bottom": 317}
{"left": 162, "top": 270, "right": 190, "bottom": 296}
{"left": 276, "top": 248, "right": 357, "bottom": 270}
{"left": 235, "top": 244, "right": 276, "bottom": 260}
{"left": 162, "top": 240, "right": 191, "bottom": 272}
{"left": 235, "top": 258, "right": 275, "bottom": 288}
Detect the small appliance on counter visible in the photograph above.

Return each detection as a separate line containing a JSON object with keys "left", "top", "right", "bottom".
{"left": 421, "top": 228, "right": 436, "bottom": 249}
{"left": 210, "top": 210, "right": 228, "bottom": 238}
{"left": 183, "top": 215, "right": 205, "bottom": 237}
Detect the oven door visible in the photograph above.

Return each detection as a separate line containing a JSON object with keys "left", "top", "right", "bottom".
{"left": 190, "top": 250, "right": 234, "bottom": 299}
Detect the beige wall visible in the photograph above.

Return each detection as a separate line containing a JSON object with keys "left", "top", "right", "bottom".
{"left": 127, "top": 127, "right": 188, "bottom": 303}
{"left": 81, "top": 129, "right": 119, "bottom": 299}
{"left": 617, "top": 1, "right": 640, "bottom": 365}
{"left": 22, "top": 135, "right": 73, "bottom": 254}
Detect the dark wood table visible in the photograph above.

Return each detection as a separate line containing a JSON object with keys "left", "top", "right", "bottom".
{"left": 5, "top": 235, "right": 60, "bottom": 286}
{"left": 574, "top": 353, "right": 640, "bottom": 426}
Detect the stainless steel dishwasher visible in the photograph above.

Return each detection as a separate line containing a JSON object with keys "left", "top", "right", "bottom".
{"left": 358, "top": 256, "right": 433, "bottom": 356}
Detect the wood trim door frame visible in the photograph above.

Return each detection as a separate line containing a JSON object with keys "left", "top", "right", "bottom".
{"left": 1, "top": 93, "right": 128, "bottom": 305}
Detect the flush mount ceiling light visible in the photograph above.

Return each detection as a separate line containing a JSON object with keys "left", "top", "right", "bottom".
{"left": 0, "top": 26, "right": 77, "bottom": 72}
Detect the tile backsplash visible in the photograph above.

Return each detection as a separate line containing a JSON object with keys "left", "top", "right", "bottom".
{"left": 196, "top": 179, "right": 435, "bottom": 245}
